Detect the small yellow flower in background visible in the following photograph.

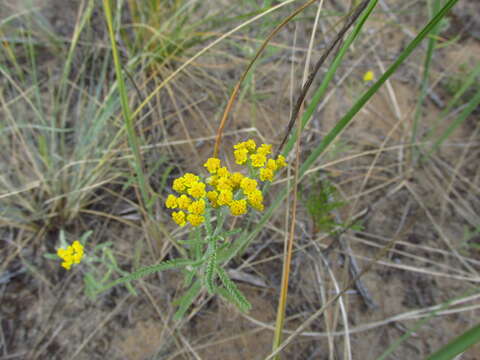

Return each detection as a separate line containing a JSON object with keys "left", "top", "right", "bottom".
{"left": 230, "top": 199, "right": 247, "bottom": 216}
{"left": 234, "top": 148, "right": 248, "bottom": 165}
{"left": 259, "top": 168, "right": 274, "bottom": 182}
{"left": 57, "top": 240, "right": 84, "bottom": 270}
{"left": 165, "top": 194, "right": 178, "bottom": 209}
{"left": 172, "top": 211, "right": 187, "bottom": 226}
{"left": 188, "top": 181, "right": 206, "bottom": 199}
{"left": 250, "top": 153, "right": 266, "bottom": 167}
{"left": 177, "top": 194, "right": 192, "bottom": 210}
{"left": 203, "top": 157, "right": 221, "bottom": 174}
{"left": 187, "top": 214, "right": 205, "bottom": 226}
{"left": 188, "top": 199, "right": 206, "bottom": 215}
{"left": 363, "top": 70, "right": 374, "bottom": 82}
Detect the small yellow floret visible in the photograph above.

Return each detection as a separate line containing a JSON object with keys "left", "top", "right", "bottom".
{"left": 187, "top": 214, "right": 205, "bottom": 227}
{"left": 266, "top": 159, "right": 277, "bottom": 171}
{"left": 244, "top": 139, "right": 257, "bottom": 152}
{"left": 188, "top": 199, "right": 206, "bottom": 215}
{"left": 257, "top": 144, "right": 272, "bottom": 156}
{"left": 230, "top": 199, "right": 247, "bottom": 216}
{"left": 276, "top": 155, "right": 287, "bottom": 168}
{"left": 207, "top": 190, "right": 219, "bottom": 208}
{"left": 217, "top": 167, "right": 230, "bottom": 178}
{"left": 216, "top": 177, "right": 233, "bottom": 192}
{"left": 217, "top": 190, "right": 233, "bottom": 206}
{"left": 229, "top": 172, "right": 244, "bottom": 188}
{"left": 259, "top": 168, "right": 274, "bottom": 182}
{"left": 203, "top": 157, "right": 221, "bottom": 174}
{"left": 234, "top": 148, "right": 248, "bottom": 165}
{"left": 247, "top": 189, "right": 264, "bottom": 211}
{"left": 172, "top": 211, "right": 187, "bottom": 226}
{"left": 165, "top": 194, "right": 178, "bottom": 209}
{"left": 183, "top": 173, "right": 200, "bottom": 187}
{"left": 250, "top": 153, "right": 266, "bottom": 167}
{"left": 363, "top": 70, "right": 374, "bottom": 82}
{"left": 240, "top": 177, "right": 258, "bottom": 194}
{"left": 176, "top": 194, "right": 192, "bottom": 210}
{"left": 188, "top": 181, "right": 206, "bottom": 199}
{"left": 172, "top": 177, "right": 186, "bottom": 192}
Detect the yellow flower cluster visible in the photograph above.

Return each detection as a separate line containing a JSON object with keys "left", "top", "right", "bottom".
{"left": 57, "top": 240, "right": 84, "bottom": 270}
{"left": 165, "top": 139, "right": 288, "bottom": 227}
{"left": 166, "top": 172, "right": 208, "bottom": 227}
{"left": 233, "top": 139, "right": 287, "bottom": 181}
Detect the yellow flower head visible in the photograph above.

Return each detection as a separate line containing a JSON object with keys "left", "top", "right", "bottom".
{"left": 165, "top": 194, "right": 178, "bottom": 209}
{"left": 250, "top": 153, "right": 266, "bottom": 167}
{"left": 176, "top": 194, "right": 192, "bottom": 210}
{"left": 234, "top": 139, "right": 256, "bottom": 152}
{"left": 187, "top": 181, "right": 206, "bottom": 199}
{"left": 229, "top": 172, "right": 244, "bottom": 188}
{"left": 363, "top": 70, "right": 374, "bottom": 82}
{"left": 207, "top": 175, "right": 218, "bottom": 187}
{"left": 188, "top": 199, "right": 206, "bottom": 215}
{"left": 57, "top": 240, "right": 84, "bottom": 270}
{"left": 257, "top": 143, "right": 272, "bottom": 156}
{"left": 247, "top": 189, "right": 264, "bottom": 211}
{"left": 183, "top": 173, "right": 200, "bottom": 187}
{"left": 203, "top": 157, "right": 221, "bottom": 174}
{"left": 207, "top": 190, "right": 219, "bottom": 208}
{"left": 259, "top": 168, "right": 274, "bottom": 182}
{"left": 234, "top": 148, "right": 248, "bottom": 165}
{"left": 216, "top": 177, "right": 233, "bottom": 192}
{"left": 240, "top": 177, "right": 258, "bottom": 194}
{"left": 276, "top": 155, "right": 287, "bottom": 168}
{"left": 244, "top": 139, "right": 257, "bottom": 152}
{"left": 187, "top": 214, "right": 205, "bottom": 227}
{"left": 266, "top": 158, "right": 277, "bottom": 171}
{"left": 217, "top": 167, "right": 230, "bottom": 178}
{"left": 217, "top": 190, "right": 233, "bottom": 206}
{"left": 172, "top": 211, "right": 187, "bottom": 226}
{"left": 230, "top": 199, "right": 247, "bottom": 216}
{"left": 172, "top": 177, "right": 186, "bottom": 192}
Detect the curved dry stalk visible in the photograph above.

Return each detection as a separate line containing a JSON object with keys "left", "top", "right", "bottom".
{"left": 213, "top": 0, "right": 320, "bottom": 157}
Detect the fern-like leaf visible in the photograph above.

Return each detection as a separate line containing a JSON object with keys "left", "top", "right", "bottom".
{"left": 93, "top": 258, "right": 198, "bottom": 296}
{"left": 204, "top": 241, "right": 217, "bottom": 294}
{"left": 216, "top": 266, "right": 251, "bottom": 312}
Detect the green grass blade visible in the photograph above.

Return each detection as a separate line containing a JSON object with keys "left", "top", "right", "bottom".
{"left": 425, "top": 322, "right": 480, "bottom": 360}
{"left": 227, "top": 0, "right": 460, "bottom": 268}
{"left": 102, "top": 0, "right": 150, "bottom": 207}
{"left": 299, "top": 0, "right": 459, "bottom": 176}
{"left": 412, "top": 0, "right": 442, "bottom": 155}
